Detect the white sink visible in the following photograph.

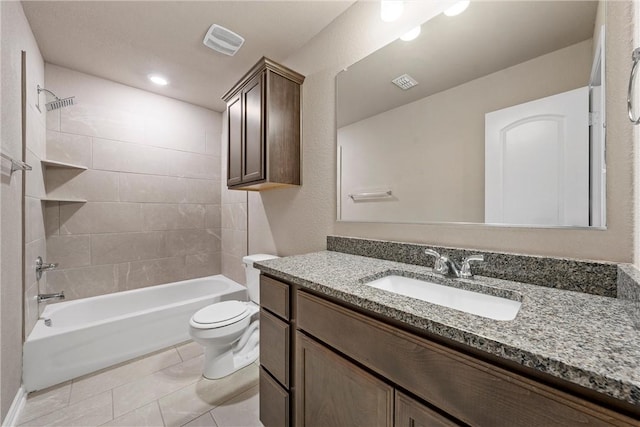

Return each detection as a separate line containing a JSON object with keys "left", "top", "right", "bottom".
{"left": 365, "top": 275, "right": 521, "bottom": 321}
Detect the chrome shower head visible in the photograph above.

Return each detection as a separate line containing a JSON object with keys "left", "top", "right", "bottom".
{"left": 37, "top": 85, "right": 75, "bottom": 112}
{"left": 45, "top": 96, "right": 75, "bottom": 111}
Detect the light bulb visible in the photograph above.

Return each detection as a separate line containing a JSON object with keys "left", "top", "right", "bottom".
{"left": 148, "top": 74, "right": 169, "bottom": 86}
{"left": 400, "top": 26, "right": 421, "bottom": 41}
{"left": 444, "top": 0, "right": 470, "bottom": 17}
{"left": 381, "top": 0, "right": 403, "bottom": 22}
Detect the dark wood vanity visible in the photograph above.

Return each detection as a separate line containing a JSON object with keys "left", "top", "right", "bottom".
{"left": 259, "top": 274, "right": 639, "bottom": 427}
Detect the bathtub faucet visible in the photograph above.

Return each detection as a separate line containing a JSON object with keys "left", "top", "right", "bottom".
{"left": 38, "top": 292, "right": 65, "bottom": 304}
{"left": 35, "top": 256, "right": 58, "bottom": 280}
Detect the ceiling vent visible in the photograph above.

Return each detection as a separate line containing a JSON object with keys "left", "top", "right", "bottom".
{"left": 392, "top": 74, "right": 418, "bottom": 90}
{"left": 203, "top": 24, "right": 245, "bottom": 56}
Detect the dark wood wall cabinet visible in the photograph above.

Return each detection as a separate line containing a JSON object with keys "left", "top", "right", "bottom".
{"left": 259, "top": 274, "right": 639, "bottom": 427}
{"left": 222, "top": 57, "right": 304, "bottom": 191}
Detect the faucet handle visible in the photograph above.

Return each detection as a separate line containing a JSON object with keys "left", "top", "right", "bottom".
{"left": 424, "top": 248, "right": 441, "bottom": 259}
{"left": 460, "top": 255, "right": 484, "bottom": 279}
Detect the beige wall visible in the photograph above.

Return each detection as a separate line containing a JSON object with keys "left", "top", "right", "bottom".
{"left": 339, "top": 40, "right": 592, "bottom": 224}
{"left": 43, "top": 65, "right": 223, "bottom": 301}
{"left": 0, "top": 1, "right": 45, "bottom": 420}
{"left": 249, "top": 1, "right": 635, "bottom": 263}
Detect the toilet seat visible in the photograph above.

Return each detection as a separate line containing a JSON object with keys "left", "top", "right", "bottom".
{"left": 190, "top": 301, "right": 249, "bottom": 329}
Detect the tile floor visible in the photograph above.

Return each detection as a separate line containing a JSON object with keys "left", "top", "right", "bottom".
{"left": 16, "top": 341, "right": 263, "bottom": 427}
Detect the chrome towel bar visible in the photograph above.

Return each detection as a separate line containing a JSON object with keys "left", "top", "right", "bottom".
{"left": 349, "top": 190, "right": 392, "bottom": 201}
{"left": 628, "top": 47, "right": 640, "bottom": 124}
{"left": 1, "top": 152, "right": 32, "bottom": 173}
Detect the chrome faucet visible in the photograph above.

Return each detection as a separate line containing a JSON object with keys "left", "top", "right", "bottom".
{"left": 35, "top": 256, "right": 58, "bottom": 280}
{"left": 38, "top": 292, "right": 65, "bottom": 304}
{"left": 424, "top": 249, "right": 484, "bottom": 279}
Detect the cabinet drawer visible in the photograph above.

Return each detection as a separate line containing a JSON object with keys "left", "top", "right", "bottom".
{"left": 260, "top": 309, "right": 290, "bottom": 388}
{"left": 260, "top": 367, "right": 290, "bottom": 427}
{"left": 395, "top": 391, "right": 460, "bottom": 427}
{"left": 261, "top": 275, "right": 290, "bottom": 320}
{"left": 297, "top": 291, "right": 635, "bottom": 427}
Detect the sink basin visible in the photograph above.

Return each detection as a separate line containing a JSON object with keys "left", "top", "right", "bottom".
{"left": 365, "top": 275, "right": 521, "bottom": 321}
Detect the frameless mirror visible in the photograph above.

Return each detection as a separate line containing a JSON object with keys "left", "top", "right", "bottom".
{"left": 337, "top": 1, "right": 606, "bottom": 228}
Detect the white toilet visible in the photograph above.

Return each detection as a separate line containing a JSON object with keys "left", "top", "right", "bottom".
{"left": 189, "top": 254, "right": 278, "bottom": 379}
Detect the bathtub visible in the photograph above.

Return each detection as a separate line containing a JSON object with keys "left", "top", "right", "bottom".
{"left": 23, "top": 275, "right": 247, "bottom": 392}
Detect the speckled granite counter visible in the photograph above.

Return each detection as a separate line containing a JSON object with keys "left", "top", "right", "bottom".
{"left": 255, "top": 251, "right": 640, "bottom": 408}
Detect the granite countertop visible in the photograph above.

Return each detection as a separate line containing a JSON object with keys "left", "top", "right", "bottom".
{"left": 255, "top": 251, "right": 640, "bottom": 407}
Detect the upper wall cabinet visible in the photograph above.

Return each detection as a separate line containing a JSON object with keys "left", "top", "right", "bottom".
{"left": 223, "top": 57, "right": 304, "bottom": 191}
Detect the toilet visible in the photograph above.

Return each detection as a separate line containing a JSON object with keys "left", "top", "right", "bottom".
{"left": 189, "top": 254, "right": 279, "bottom": 379}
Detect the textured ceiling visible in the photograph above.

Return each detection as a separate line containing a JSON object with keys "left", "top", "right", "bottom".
{"left": 337, "top": 1, "right": 599, "bottom": 127}
{"left": 22, "top": 1, "right": 354, "bottom": 112}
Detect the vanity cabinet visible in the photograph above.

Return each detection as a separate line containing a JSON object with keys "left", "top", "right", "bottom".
{"left": 258, "top": 274, "right": 638, "bottom": 427}
{"left": 222, "top": 57, "right": 304, "bottom": 191}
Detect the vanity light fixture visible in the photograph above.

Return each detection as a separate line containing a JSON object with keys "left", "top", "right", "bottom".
{"left": 148, "top": 74, "right": 169, "bottom": 86}
{"left": 381, "top": 0, "right": 403, "bottom": 22}
{"left": 444, "top": 0, "right": 470, "bottom": 17}
{"left": 400, "top": 26, "right": 421, "bottom": 41}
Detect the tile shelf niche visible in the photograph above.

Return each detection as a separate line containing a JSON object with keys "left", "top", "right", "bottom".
{"left": 41, "top": 159, "right": 88, "bottom": 203}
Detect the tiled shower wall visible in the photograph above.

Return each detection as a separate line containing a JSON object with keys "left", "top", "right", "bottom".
{"left": 42, "top": 64, "right": 223, "bottom": 301}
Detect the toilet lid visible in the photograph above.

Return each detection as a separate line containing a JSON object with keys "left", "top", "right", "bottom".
{"left": 192, "top": 301, "right": 248, "bottom": 326}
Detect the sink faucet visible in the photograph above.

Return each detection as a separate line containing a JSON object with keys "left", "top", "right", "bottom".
{"left": 424, "top": 249, "right": 484, "bottom": 279}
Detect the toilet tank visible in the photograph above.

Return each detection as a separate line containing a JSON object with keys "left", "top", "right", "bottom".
{"left": 243, "top": 254, "right": 279, "bottom": 303}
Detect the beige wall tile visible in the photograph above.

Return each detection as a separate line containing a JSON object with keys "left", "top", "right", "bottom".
{"left": 46, "top": 131, "right": 91, "bottom": 168}
{"left": 25, "top": 238, "right": 46, "bottom": 296}
{"left": 59, "top": 202, "right": 142, "bottom": 235}
{"left": 60, "top": 101, "right": 145, "bottom": 143}
{"left": 119, "top": 173, "right": 184, "bottom": 203}
{"left": 69, "top": 348, "right": 181, "bottom": 404}
{"left": 46, "top": 109, "right": 60, "bottom": 131}
{"left": 205, "top": 205, "right": 221, "bottom": 229}
{"left": 93, "top": 138, "right": 172, "bottom": 175}
{"left": 222, "top": 254, "right": 246, "bottom": 286}
{"left": 157, "top": 364, "right": 258, "bottom": 427}
{"left": 205, "top": 130, "right": 221, "bottom": 157}
{"left": 144, "top": 117, "right": 206, "bottom": 153}
{"left": 221, "top": 203, "right": 246, "bottom": 231}
{"left": 45, "top": 265, "right": 118, "bottom": 301}
{"left": 91, "top": 232, "right": 166, "bottom": 265}
{"left": 174, "top": 152, "right": 220, "bottom": 180}
{"left": 185, "top": 178, "right": 220, "bottom": 204}
{"left": 166, "top": 229, "right": 220, "bottom": 257}
{"left": 45, "top": 202, "right": 60, "bottom": 237}
{"left": 26, "top": 196, "right": 45, "bottom": 244}
{"left": 184, "top": 252, "right": 222, "bottom": 280}
{"left": 221, "top": 187, "right": 246, "bottom": 204}
{"left": 25, "top": 149, "right": 46, "bottom": 198}
{"left": 45, "top": 169, "right": 119, "bottom": 202}
{"left": 46, "top": 235, "right": 91, "bottom": 269}
{"left": 221, "top": 229, "right": 246, "bottom": 258}
{"left": 141, "top": 204, "right": 205, "bottom": 231}
{"left": 24, "top": 282, "right": 39, "bottom": 338}
{"left": 116, "top": 257, "right": 186, "bottom": 290}
{"left": 27, "top": 111, "right": 46, "bottom": 159}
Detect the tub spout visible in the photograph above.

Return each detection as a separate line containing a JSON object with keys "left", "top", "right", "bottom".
{"left": 38, "top": 292, "right": 65, "bottom": 304}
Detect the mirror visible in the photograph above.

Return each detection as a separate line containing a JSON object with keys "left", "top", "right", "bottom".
{"left": 337, "top": 1, "right": 606, "bottom": 228}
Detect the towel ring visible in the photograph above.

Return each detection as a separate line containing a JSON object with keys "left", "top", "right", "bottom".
{"left": 628, "top": 47, "right": 640, "bottom": 124}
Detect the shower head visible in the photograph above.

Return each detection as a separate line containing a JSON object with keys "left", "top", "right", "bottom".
{"left": 37, "top": 85, "right": 75, "bottom": 112}
{"left": 45, "top": 96, "right": 75, "bottom": 111}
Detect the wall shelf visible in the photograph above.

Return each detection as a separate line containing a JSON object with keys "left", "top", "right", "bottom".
{"left": 41, "top": 197, "right": 87, "bottom": 203}
{"left": 41, "top": 159, "right": 88, "bottom": 170}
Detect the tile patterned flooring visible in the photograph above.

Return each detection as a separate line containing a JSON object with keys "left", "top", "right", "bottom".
{"left": 16, "top": 341, "right": 262, "bottom": 427}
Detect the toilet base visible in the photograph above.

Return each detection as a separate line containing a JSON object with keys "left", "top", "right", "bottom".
{"left": 201, "top": 321, "right": 260, "bottom": 380}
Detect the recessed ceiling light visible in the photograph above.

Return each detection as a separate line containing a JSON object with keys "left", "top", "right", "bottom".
{"left": 148, "top": 74, "right": 168, "bottom": 86}
{"left": 444, "top": 0, "right": 470, "bottom": 17}
{"left": 381, "top": 0, "right": 403, "bottom": 22}
{"left": 400, "top": 26, "right": 421, "bottom": 41}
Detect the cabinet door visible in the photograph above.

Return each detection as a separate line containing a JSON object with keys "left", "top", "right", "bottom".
{"left": 296, "top": 332, "right": 393, "bottom": 427}
{"left": 242, "top": 72, "right": 265, "bottom": 183}
{"left": 395, "top": 391, "right": 460, "bottom": 427}
{"left": 227, "top": 94, "right": 242, "bottom": 186}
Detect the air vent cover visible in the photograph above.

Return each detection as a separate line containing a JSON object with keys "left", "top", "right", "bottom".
{"left": 392, "top": 74, "right": 418, "bottom": 90}
{"left": 203, "top": 24, "right": 245, "bottom": 56}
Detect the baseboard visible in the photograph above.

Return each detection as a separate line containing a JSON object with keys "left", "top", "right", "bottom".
{"left": 2, "top": 386, "right": 26, "bottom": 427}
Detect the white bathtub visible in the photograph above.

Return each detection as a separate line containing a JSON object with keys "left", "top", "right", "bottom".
{"left": 23, "top": 275, "right": 247, "bottom": 392}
